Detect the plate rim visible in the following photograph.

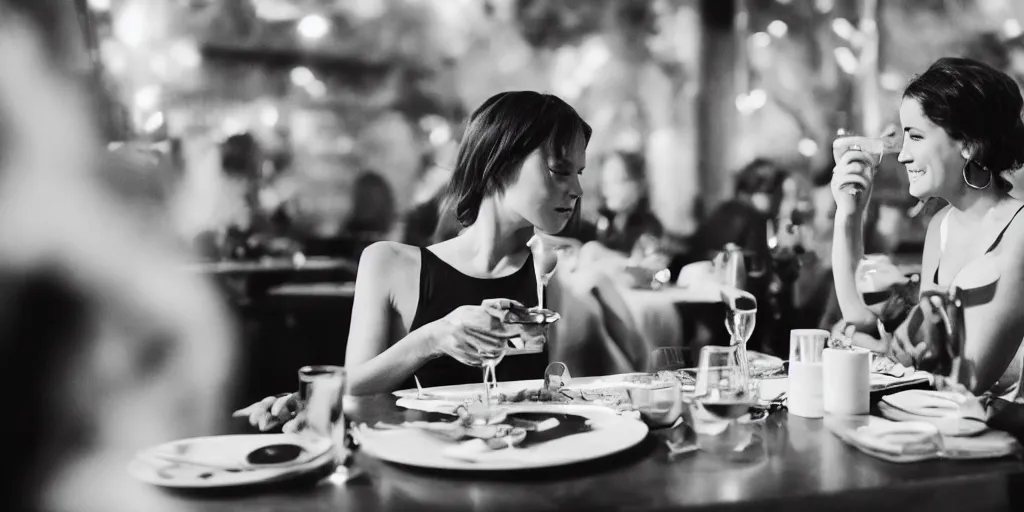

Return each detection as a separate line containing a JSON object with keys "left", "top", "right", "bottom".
{"left": 355, "top": 404, "right": 649, "bottom": 471}
{"left": 128, "top": 433, "right": 334, "bottom": 489}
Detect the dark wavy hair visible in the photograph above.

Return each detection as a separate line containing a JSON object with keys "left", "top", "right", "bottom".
{"left": 903, "top": 57, "right": 1024, "bottom": 186}
{"left": 443, "top": 91, "right": 592, "bottom": 227}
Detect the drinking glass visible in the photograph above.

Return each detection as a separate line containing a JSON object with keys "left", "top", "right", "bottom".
{"left": 627, "top": 382, "right": 684, "bottom": 429}
{"left": 476, "top": 346, "right": 507, "bottom": 425}
{"left": 689, "top": 346, "right": 764, "bottom": 463}
{"left": 832, "top": 127, "right": 901, "bottom": 194}
{"left": 650, "top": 346, "right": 689, "bottom": 373}
{"left": 298, "top": 365, "right": 349, "bottom": 479}
{"left": 723, "top": 292, "right": 757, "bottom": 396}
{"left": 527, "top": 230, "right": 565, "bottom": 309}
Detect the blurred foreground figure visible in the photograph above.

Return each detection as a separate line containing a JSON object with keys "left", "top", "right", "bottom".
{"left": 0, "top": 9, "right": 234, "bottom": 512}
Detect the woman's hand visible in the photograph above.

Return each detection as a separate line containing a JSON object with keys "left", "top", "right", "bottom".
{"left": 232, "top": 393, "right": 301, "bottom": 432}
{"left": 831, "top": 149, "right": 877, "bottom": 219}
{"left": 429, "top": 298, "right": 546, "bottom": 366}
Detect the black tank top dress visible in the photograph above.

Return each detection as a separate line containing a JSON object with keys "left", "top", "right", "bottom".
{"left": 400, "top": 247, "right": 549, "bottom": 390}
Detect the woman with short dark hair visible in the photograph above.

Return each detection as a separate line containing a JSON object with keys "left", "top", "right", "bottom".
{"left": 594, "top": 151, "right": 663, "bottom": 254}
{"left": 833, "top": 57, "right": 1024, "bottom": 399}
{"left": 242, "top": 91, "right": 592, "bottom": 427}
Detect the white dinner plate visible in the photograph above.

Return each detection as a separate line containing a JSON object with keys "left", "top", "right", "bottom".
{"left": 128, "top": 433, "right": 334, "bottom": 489}
{"left": 354, "top": 404, "right": 648, "bottom": 471}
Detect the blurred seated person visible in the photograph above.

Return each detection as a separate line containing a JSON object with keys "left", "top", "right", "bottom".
{"left": 191, "top": 133, "right": 262, "bottom": 260}
{"left": 575, "top": 151, "right": 670, "bottom": 288}
{"left": 297, "top": 170, "right": 398, "bottom": 260}
{"left": 683, "top": 159, "right": 789, "bottom": 353}
{"left": 688, "top": 158, "right": 787, "bottom": 268}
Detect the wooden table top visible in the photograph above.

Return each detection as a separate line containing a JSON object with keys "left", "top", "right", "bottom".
{"left": 165, "top": 394, "right": 1024, "bottom": 512}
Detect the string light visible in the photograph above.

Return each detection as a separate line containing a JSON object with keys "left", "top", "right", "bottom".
{"left": 143, "top": 112, "right": 165, "bottom": 133}
{"left": 307, "top": 80, "right": 327, "bottom": 98}
{"left": 297, "top": 14, "right": 331, "bottom": 39}
{"left": 1003, "top": 19, "right": 1023, "bottom": 39}
{"left": 260, "top": 105, "right": 280, "bottom": 127}
{"left": 832, "top": 18, "right": 856, "bottom": 40}
{"left": 798, "top": 138, "right": 818, "bottom": 157}
{"left": 735, "top": 89, "right": 767, "bottom": 115}
{"left": 290, "top": 67, "right": 315, "bottom": 86}
{"left": 880, "top": 70, "right": 904, "bottom": 91}
{"left": 833, "top": 46, "right": 859, "bottom": 74}
{"left": 87, "top": 0, "right": 111, "bottom": 11}
{"left": 169, "top": 40, "right": 201, "bottom": 68}
{"left": 133, "top": 85, "right": 161, "bottom": 110}
{"left": 751, "top": 32, "right": 771, "bottom": 48}
{"left": 767, "top": 20, "right": 788, "bottom": 38}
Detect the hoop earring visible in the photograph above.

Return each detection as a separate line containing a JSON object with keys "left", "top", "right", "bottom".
{"left": 962, "top": 160, "right": 992, "bottom": 190}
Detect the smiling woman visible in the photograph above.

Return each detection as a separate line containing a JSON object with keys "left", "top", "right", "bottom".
{"left": 831, "top": 57, "right": 1024, "bottom": 401}
{"left": 240, "top": 92, "right": 595, "bottom": 430}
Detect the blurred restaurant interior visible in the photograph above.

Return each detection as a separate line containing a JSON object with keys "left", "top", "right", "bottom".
{"left": 73, "top": 0, "right": 1024, "bottom": 399}
{"left": 11, "top": 0, "right": 1024, "bottom": 510}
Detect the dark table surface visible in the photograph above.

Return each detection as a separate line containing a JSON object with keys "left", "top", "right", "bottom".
{"left": 165, "top": 395, "right": 1024, "bottom": 512}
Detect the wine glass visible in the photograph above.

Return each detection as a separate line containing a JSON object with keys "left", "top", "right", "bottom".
{"left": 527, "top": 230, "right": 567, "bottom": 309}
{"left": 832, "top": 126, "right": 901, "bottom": 194}
{"left": 723, "top": 292, "right": 757, "bottom": 395}
{"left": 690, "top": 346, "right": 764, "bottom": 463}
{"left": 475, "top": 345, "right": 508, "bottom": 425}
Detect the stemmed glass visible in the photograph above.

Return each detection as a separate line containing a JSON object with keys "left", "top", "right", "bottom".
{"left": 832, "top": 126, "right": 901, "bottom": 194}
{"left": 690, "top": 346, "right": 764, "bottom": 463}
{"left": 723, "top": 291, "right": 758, "bottom": 397}
{"left": 476, "top": 346, "right": 508, "bottom": 425}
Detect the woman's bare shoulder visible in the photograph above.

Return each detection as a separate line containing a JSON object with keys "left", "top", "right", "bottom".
{"left": 359, "top": 241, "right": 421, "bottom": 277}
{"left": 997, "top": 198, "right": 1024, "bottom": 255}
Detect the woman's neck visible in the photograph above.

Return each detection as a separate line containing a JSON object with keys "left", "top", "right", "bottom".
{"left": 456, "top": 197, "right": 533, "bottom": 272}
{"left": 943, "top": 183, "right": 1005, "bottom": 222}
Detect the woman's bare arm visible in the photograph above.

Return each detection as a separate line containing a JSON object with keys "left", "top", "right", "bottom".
{"left": 957, "top": 208, "right": 1024, "bottom": 395}
{"left": 344, "top": 242, "right": 438, "bottom": 395}
{"left": 832, "top": 212, "right": 878, "bottom": 330}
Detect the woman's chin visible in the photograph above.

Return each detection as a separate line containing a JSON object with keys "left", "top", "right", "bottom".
{"left": 907, "top": 183, "right": 930, "bottom": 200}
{"left": 535, "top": 218, "right": 570, "bottom": 235}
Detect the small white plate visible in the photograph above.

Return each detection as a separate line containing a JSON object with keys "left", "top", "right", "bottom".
{"left": 128, "top": 434, "right": 333, "bottom": 489}
{"left": 354, "top": 404, "right": 648, "bottom": 471}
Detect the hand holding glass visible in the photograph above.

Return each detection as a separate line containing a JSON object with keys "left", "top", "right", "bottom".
{"left": 832, "top": 126, "right": 902, "bottom": 194}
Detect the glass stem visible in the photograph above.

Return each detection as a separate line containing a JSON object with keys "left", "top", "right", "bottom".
{"left": 734, "top": 338, "right": 751, "bottom": 393}
{"left": 482, "top": 366, "right": 491, "bottom": 412}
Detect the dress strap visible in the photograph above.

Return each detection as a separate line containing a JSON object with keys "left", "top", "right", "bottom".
{"left": 984, "top": 203, "right": 1024, "bottom": 254}
{"left": 939, "top": 208, "right": 952, "bottom": 253}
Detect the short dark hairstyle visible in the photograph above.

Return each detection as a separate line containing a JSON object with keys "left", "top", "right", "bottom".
{"left": 903, "top": 57, "right": 1024, "bottom": 179}
{"left": 734, "top": 158, "right": 787, "bottom": 197}
{"left": 444, "top": 91, "right": 592, "bottom": 226}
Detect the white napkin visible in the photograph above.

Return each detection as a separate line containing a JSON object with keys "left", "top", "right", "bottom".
{"left": 877, "top": 390, "right": 988, "bottom": 437}
{"left": 843, "top": 417, "right": 1019, "bottom": 462}
{"left": 870, "top": 370, "right": 933, "bottom": 391}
